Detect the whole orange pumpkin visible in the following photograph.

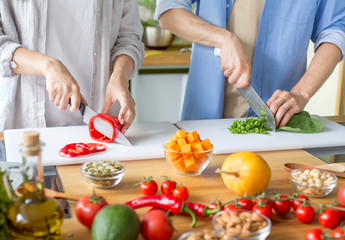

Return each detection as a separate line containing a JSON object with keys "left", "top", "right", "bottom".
{"left": 220, "top": 152, "right": 271, "bottom": 196}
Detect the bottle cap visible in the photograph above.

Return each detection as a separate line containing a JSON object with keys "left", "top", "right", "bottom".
{"left": 22, "top": 131, "right": 40, "bottom": 147}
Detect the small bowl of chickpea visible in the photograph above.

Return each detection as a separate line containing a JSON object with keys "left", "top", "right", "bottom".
{"left": 289, "top": 168, "right": 337, "bottom": 198}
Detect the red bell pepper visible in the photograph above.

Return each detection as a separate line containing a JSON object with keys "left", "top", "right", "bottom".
{"left": 88, "top": 113, "right": 123, "bottom": 143}
{"left": 59, "top": 142, "right": 106, "bottom": 158}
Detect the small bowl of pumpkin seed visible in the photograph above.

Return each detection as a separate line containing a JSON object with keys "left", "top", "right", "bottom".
{"left": 80, "top": 160, "right": 125, "bottom": 189}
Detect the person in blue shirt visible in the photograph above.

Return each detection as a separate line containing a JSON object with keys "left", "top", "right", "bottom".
{"left": 155, "top": 0, "right": 345, "bottom": 128}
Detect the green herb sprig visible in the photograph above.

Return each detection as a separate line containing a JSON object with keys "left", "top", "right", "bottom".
{"left": 228, "top": 116, "right": 270, "bottom": 135}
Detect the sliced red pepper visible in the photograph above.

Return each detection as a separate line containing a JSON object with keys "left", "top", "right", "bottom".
{"left": 59, "top": 142, "right": 106, "bottom": 158}
{"left": 89, "top": 113, "right": 123, "bottom": 143}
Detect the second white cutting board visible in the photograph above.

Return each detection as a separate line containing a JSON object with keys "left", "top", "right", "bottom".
{"left": 176, "top": 116, "right": 345, "bottom": 154}
{"left": 5, "top": 122, "right": 178, "bottom": 166}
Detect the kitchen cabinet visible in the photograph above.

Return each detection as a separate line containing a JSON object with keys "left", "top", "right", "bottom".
{"left": 131, "top": 47, "right": 190, "bottom": 123}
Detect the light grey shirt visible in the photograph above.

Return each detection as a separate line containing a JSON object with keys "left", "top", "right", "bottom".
{"left": 0, "top": 0, "right": 145, "bottom": 131}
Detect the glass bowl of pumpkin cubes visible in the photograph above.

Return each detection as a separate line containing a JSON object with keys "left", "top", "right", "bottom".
{"left": 81, "top": 160, "right": 125, "bottom": 189}
{"left": 164, "top": 129, "right": 213, "bottom": 176}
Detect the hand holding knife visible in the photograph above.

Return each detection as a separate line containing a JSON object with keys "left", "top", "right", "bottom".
{"left": 77, "top": 100, "right": 132, "bottom": 146}
{"left": 214, "top": 48, "right": 276, "bottom": 131}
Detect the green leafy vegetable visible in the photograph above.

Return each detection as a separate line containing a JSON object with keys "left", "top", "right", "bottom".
{"left": 228, "top": 117, "right": 271, "bottom": 135}
{"left": 278, "top": 111, "right": 323, "bottom": 133}
{"left": 0, "top": 167, "right": 10, "bottom": 239}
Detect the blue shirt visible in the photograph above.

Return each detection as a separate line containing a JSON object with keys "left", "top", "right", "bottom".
{"left": 155, "top": 0, "right": 345, "bottom": 120}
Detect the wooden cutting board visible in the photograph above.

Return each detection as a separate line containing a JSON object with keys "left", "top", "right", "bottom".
{"left": 176, "top": 116, "right": 345, "bottom": 154}
{"left": 4, "top": 122, "right": 178, "bottom": 166}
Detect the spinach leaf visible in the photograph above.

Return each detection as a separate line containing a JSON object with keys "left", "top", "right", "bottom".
{"left": 0, "top": 167, "right": 10, "bottom": 239}
{"left": 278, "top": 111, "right": 323, "bottom": 133}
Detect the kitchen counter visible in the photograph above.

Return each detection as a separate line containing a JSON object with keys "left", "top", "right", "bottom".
{"left": 57, "top": 149, "right": 344, "bottom": 240}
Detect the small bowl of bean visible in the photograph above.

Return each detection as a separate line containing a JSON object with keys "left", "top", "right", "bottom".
{"left": 212, "top": 209, "right": 271, "bottom": 240}
{"left": 289, "top": 168, "right": 337, "bottom": 198}
{"left": 81, "top": 160, "right": 125, "bottom": 189}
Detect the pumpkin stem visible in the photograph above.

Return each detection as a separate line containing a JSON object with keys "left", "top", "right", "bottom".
{"left": 215, "top": 168, "right": 239, "bottom": 177}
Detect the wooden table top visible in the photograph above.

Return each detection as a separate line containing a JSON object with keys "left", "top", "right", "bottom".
{"left": 57, "top": 149, "right": 344, "bottom": 240}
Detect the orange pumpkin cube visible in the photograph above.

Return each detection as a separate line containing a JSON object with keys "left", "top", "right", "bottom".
{"left": 171, "top": 156, "right": 187, "bottom": 173}
{"left": 201, "top": 139, "right": 213, "bottom": 150}
{"left": 184, "top": 155, "right": 198, "bottom": 171}
{"left": 176, "top": 129, "right": 188, "bottom": 139}
{"left": 177, "top": 138, "right": 188, "bottom": 147}
{"left": 186, "top": 130, "right": 200, "bottom": 143}
{"left": 169, "top": 134, "right": 178, "bottom": 142}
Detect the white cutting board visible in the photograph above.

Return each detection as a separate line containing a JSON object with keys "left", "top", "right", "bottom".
{"left": 5, "top": 122, "right": 178, "bottom": 166}
{"left": 176, "top": 116, "right": 345, "bottom": 154}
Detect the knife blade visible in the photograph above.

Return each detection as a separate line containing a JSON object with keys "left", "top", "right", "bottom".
{"left": 78, "top": 100, "right": 132, "bottom": 146}
{"left": 214, "top": 48, "right": 276, "bottom": 131}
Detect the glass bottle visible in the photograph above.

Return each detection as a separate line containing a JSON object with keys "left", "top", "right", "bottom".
{"left": 5, "top": 131, "right": 64, "bottom": 240}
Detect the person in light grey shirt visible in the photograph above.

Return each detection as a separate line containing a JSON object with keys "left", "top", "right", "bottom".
{"left": 0, "top": 0, "right": 145, "bottom": 134}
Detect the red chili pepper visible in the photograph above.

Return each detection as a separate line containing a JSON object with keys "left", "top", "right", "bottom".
{"left": 184, "top": 202, "right": 221, "bottom": 218}
{"left": 125, "top": 194, "right": 196, "bottom": 226}
{"left": 89, "top": 113, "right": 123, "bottom": 143}
{"left": 59, "top": 142, "right": 106, "bottom": 157}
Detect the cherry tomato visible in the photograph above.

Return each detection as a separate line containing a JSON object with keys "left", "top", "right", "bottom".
{"left": 224, "top": 203, "right": 241, "bottom": 211}
{"left": 141, "top": 209, "right": 173, "bottom": 240}
{"left": 292, "top": 194, "right": 309, "bottom": 211}
{"left": 140, "top": 179, "right": 158, "bottom": 196}
{"left": 237, "top": 199, "right": 254, "bottom": 210}
{"left": 318, "top": 209, "right": 340, "bottom": 229}
{"left": 160, "top": 179, "right": 176, "bottom": 195}
{"left": 305, "top": 228, "right": 323, "bottom": 240}
{"left": 295, "top": 205, "right": 315, "bottom": 224}
{"left": 208, "top": 201, "right": 224, "bottom": 211}
{"left": 333, "top": 226, "right": 345, "bottom": 240}
{"left": 172, "top": 186, "right": 189, "bottom": 201}
{"left": 254, "top": 199, "right": 274, "bottom": 209}
{"left": 75, "top": 194, "right": 108, "bottom": 229}
{"left": 252, "top": 205, "right": 273, "bottom": 220}
{"left": 332, "top": 204, "right": 345, "bottom": 221}
{"left": 338, "top": 185, "right": 345, "bottom": 206}
{"left": 272, "top": 194, "right": 292, "bottom": 216}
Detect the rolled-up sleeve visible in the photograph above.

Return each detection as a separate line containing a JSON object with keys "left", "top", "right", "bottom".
{"left": 0, "top": 26, "right": 22, "bottom": 78}
{"left": 314, "top": 29, "right": 345, "bottom": 60}
{"left": 312, "top": 0, "right": 345, "bottom": 60}
{"left": 154, "top": 0, "right": 193, "bottom": 21}
{"left": 111, "top": 0, "right": 145, "bottom": 79}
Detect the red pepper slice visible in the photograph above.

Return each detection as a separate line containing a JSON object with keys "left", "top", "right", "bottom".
{"left": 89, "top": 113, "right": 123, "bottom": 143}
{"left": 59, "top": 142, "right": 107, "bottom": 158}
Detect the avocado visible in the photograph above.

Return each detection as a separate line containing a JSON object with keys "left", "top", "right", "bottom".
{"left": 91, "top": 204, "right": 140, "bottom": 240}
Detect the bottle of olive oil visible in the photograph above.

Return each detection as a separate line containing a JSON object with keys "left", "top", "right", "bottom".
{"left": 5, "top": 132, "right": 64, "bottom": 240}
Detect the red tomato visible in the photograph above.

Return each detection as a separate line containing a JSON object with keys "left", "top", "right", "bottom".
{"left": 272, "top": 194, "right": 292, "bottom": 216}
{"left": 333, "top": 226, "right": 345, "bottom": 240}
{"left": 75, "top": 194, "right": 108, "bottom": 229}
{"left": 338, "top": 185, "right": 345, "bottom": 206}
{"left": 140, "top": 179, "right": 158, "bottom": 196}
{"left": 160, "top": 180, "right": 176, "bottom": 195}
{"left": 252, "top": 205, "right": 273, "bottom": 220}
{"left": 295, "top": 205, "right": 315, "bottom": 224}
{"left": 254, "top": 199, "right": 274, "bottom": 209}
{"left": 292, "top": 195, "right": 309, "bottom": 211}
{"left": 305, "top": 228, "right": 323, "bottom": 240}
{"left": 172, "top": 186, "right": 189, "bottom": 201}
{"left": 141, "top": 209, "right": 173, "bottom": 240}
{"left": 224, "top": 203, "right": 241, "bottom": 211}
{"left": 237, "top": 199, "right": 254, "bottom": 210}
{"left": 332, "top": 204, "right": 345, "bottom": 221}
{"left": 208, "top": 201, "right": 224, "bottom": 211}
{"left": 318, "top": 209, "right": 340, "bottom": 229}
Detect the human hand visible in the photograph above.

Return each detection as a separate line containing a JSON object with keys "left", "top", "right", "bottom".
{"left": 219, "top": 33, "right": 251, "bottom": 88}
{"left": 43, "top": 59, "right": 81, "bottom": 112}
{"left": 102, "top": 74, "right": 135, "bottom": 134}
{"left": 266, "top": 90, "right": 309, "bottom": 128}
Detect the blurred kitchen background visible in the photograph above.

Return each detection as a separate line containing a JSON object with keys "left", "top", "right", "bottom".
{"left": 134, "top": 0, "right": 345, "bottom": 123}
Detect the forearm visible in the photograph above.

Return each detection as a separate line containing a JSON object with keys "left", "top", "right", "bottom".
{"left": 12, "top": 47, "right": 57, "bottom": 76}
{"left": 159, "top": 8, "right": 232, "bottom": 48}
{"left": 292, "top": 43, "right": 342, "bottom": 100}
{"left": 110, "top": 54, "right": 134, "bottom": 90}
